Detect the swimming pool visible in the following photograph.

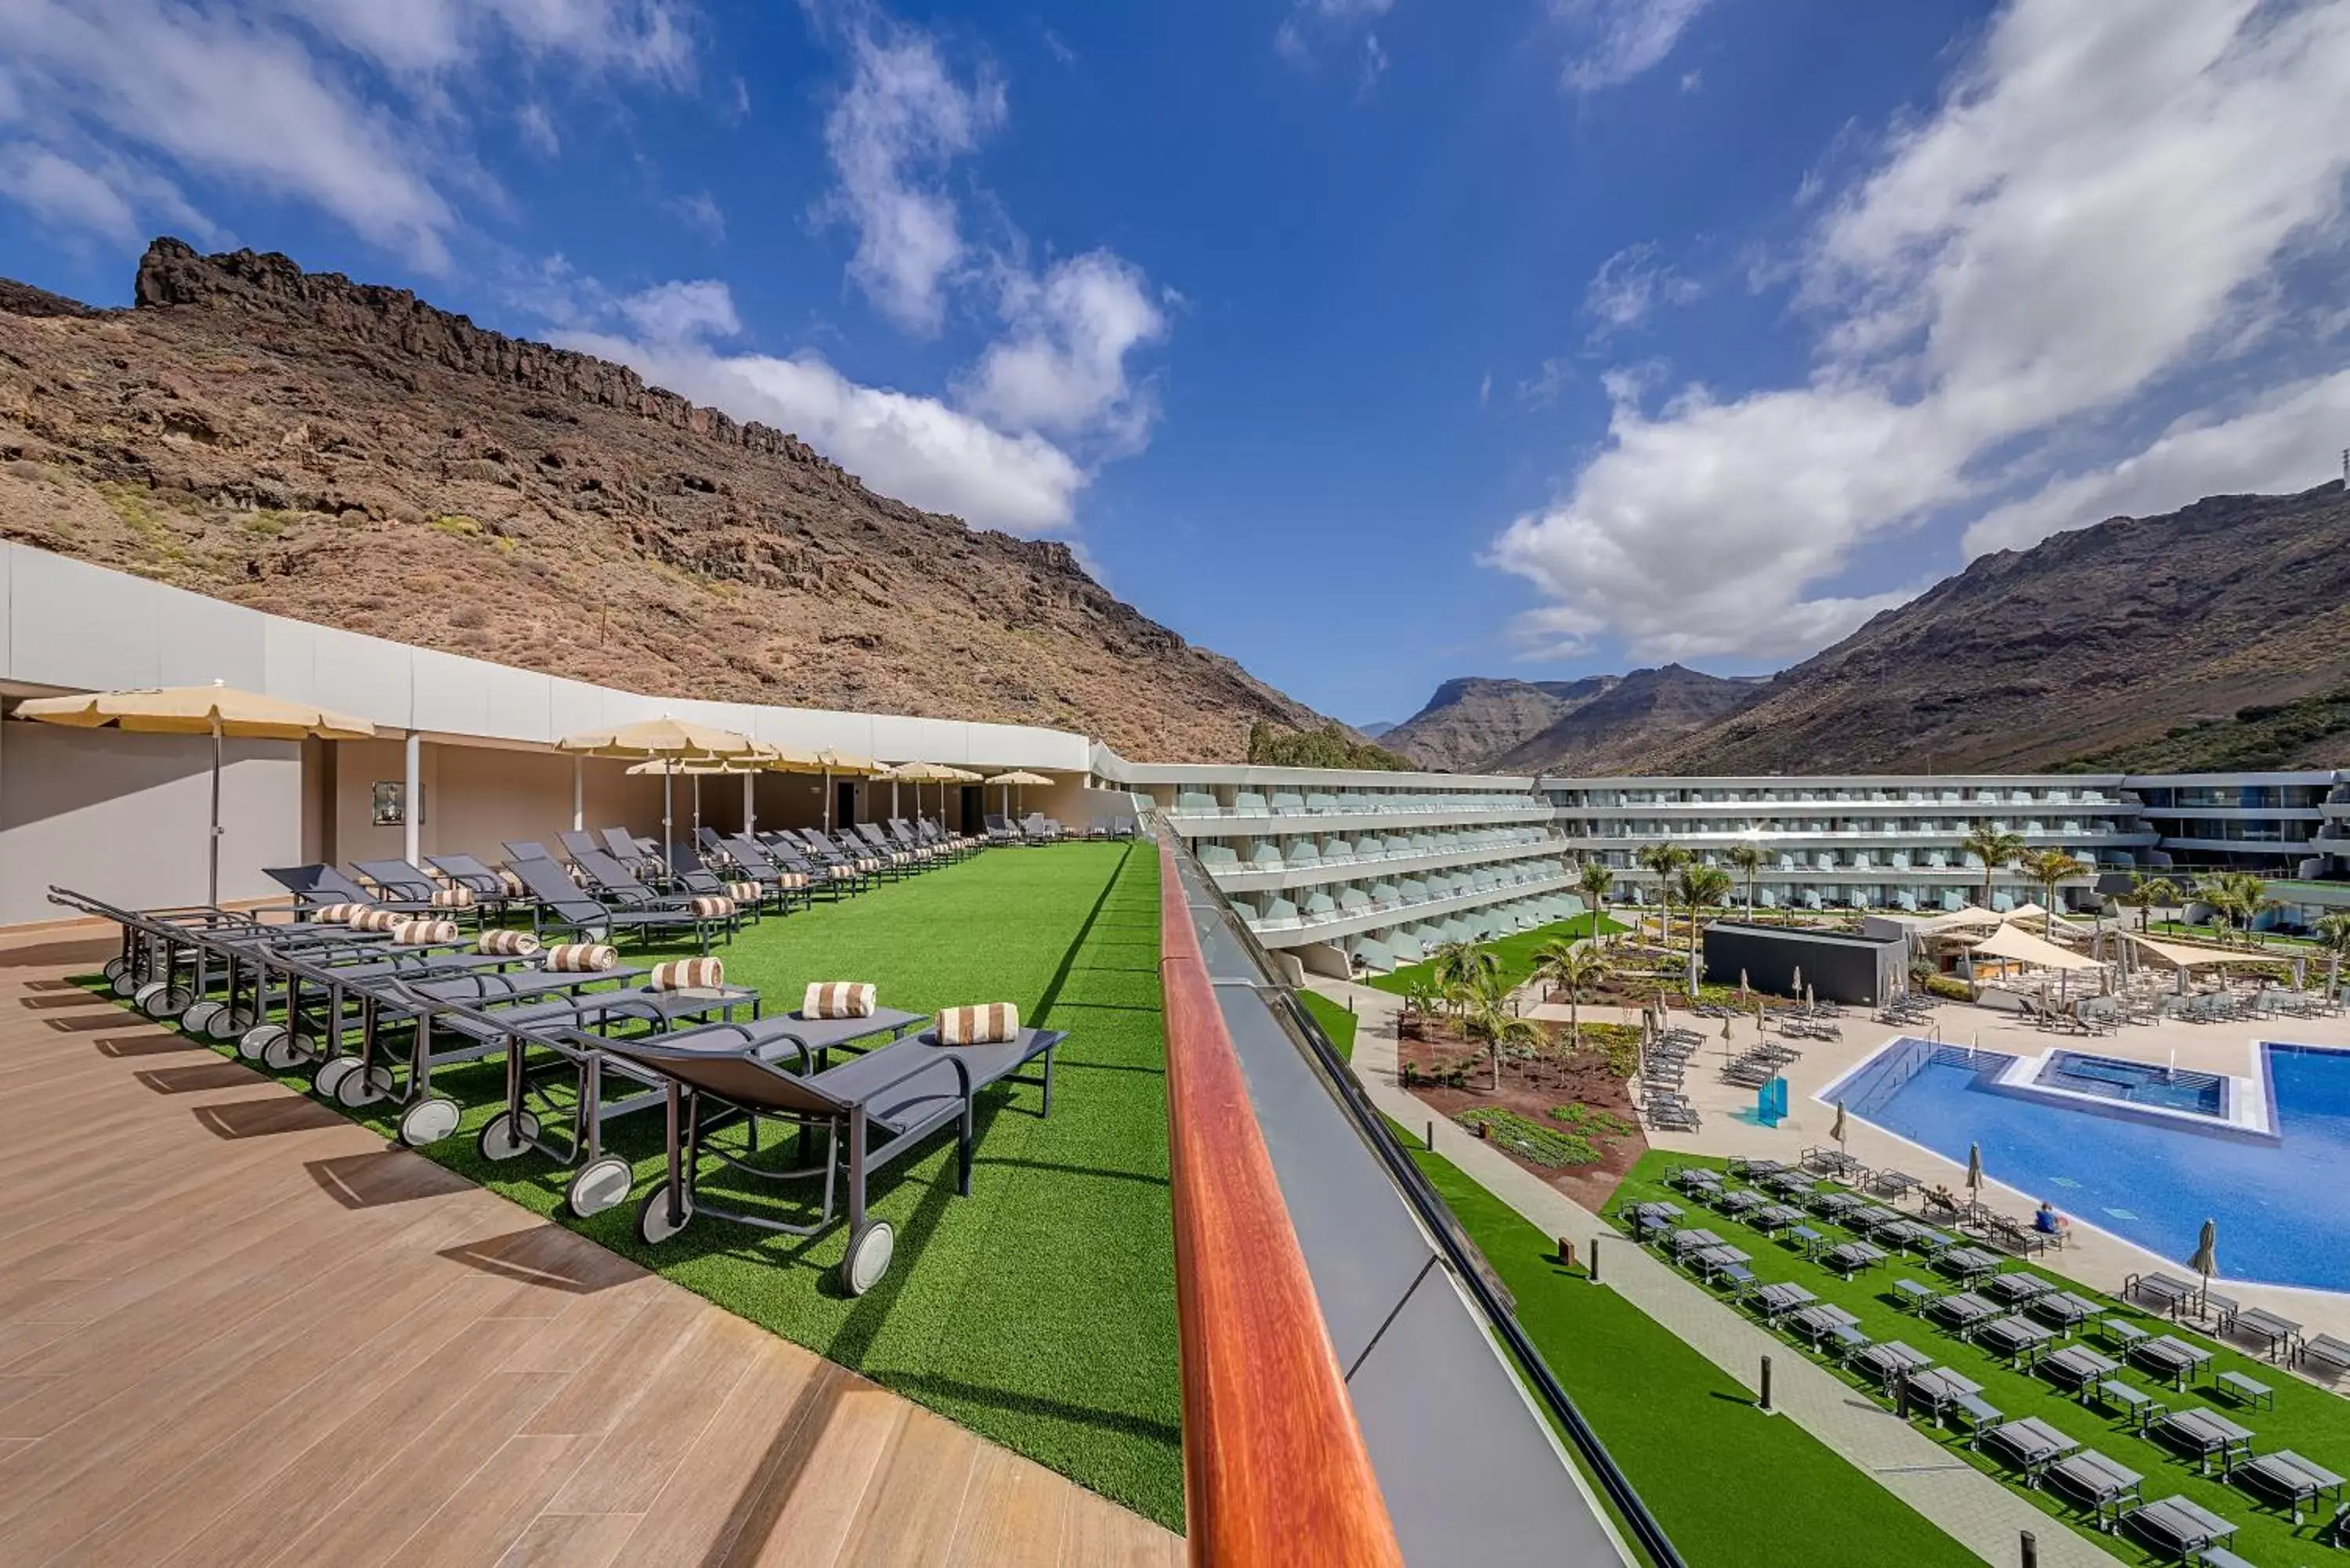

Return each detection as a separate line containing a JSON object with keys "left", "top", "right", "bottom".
{"left": 2037, "top": 1050, "right": 2225, "bottom": 1117}
{"left": 1827, "top": 1038, "right": 2350, "bottom": 1293}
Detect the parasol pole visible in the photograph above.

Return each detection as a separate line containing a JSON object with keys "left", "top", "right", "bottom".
{"left": 208, "top": 714, "right": 223, "bottom": 906}
{"left": 823, "top": 768, "right": 833, "bottom": 833}
{"left": 743, "top": 769, "right": 755, "bottom": 839}
{"left": 663, "top": 761, "right": 676, "bottom": 880}
{"left": 692, "top": 771, "right": 703, "bottom": 840}
{"left": 572, "top": 754, "right": 584, "bottom": 833}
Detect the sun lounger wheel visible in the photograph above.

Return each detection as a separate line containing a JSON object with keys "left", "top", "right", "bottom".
{"left": 566, "top": 1156, "right": 633, "bottom": 1218}
{"left": 110, "top": 968, "right": 141, "bottom": 996}
{"left": 103, "top": 957, "right": 129, "bottom": 985}
{"left": 179, "top": 999, "right": 226, "bottom": 1036}
{"left": 477, "top": 1110, "right": 540, "bottom": 1162}
{"left": 636, "top": 1185, "right": 694, "bottom": 1245}
{"left": 313, "top": 1057, "right": 360, "bottom": 1099}
{"left": 398, "top": 1097, "right": 462, "bottom": 1148}
{"left": 841, "top": 1220, "right": 895, "bottom": 1297}
{"left": 135, "top": 980, "right": 194, "bottom": 1019}
{"left": 238, "top": 1022, "right": 286, "bottom": 1062}
{"left": 332, "top": 1063, "right": 396, "bottom": 1109}
{"left": 261, "top": 1031, "right": 314, "bottom": 1072}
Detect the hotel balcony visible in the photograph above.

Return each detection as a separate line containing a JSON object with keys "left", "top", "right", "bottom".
{"left": 1238, "top": 862, "right": 1579, "bottom": 948}
{"left": 1166, "top": 789, "right": 1552, "bottom": 836}
{"left": 1197, "top": 829, "right": 1567, "bottom": 893}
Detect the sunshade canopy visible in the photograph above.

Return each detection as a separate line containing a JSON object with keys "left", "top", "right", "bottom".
{"left": 557, "top": 716, "right": 761, "bottom": 759}
{"left": 985, "top": 770, "right": 1054, "bottom": 786}
{"left": 1965, "top": 923, "right": 2101, "bottom": 972}
{"left": 16, "top": 682, "right": 374, "bottom": 741}
{"left": 2118, "top": 930, "right": 2275, "bottom": 968}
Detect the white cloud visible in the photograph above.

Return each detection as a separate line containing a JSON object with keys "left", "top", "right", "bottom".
{"left": 1963, "top": 371, "right": 2350, "bottom": 558}
{"left": 671, "top": 190, "right": 725, "bottom": 240}
{"left": 558, "top": 312, "right": 1090, "bottom": 537}
{"left": 0, "top": 145, "right": 143, "bottom": 245}
{"left": 959, "top": 251, "right": 1167, "bottom": 450}
{"left": 1582, "top": 241, "right": 1701, "bottom": 335}
{"left": 1518, "top": 357, "right": 1573, "bottom": 410}
{"left": 515, "top": 102, "right": 559, "bottom": 155}
{"left": 1493, "top": 0, "right": 2350, "bottom": 663}
{"left": 614, "top": 278, "right": 740, "bottom": 343}
{"left": 819, "top": 20, "right": 1005, "bottom": 334}
{"left": 0, "top": 0, "right": 697, "bottom": 267}
{"left": 1275, "top": 0, "right": 1396, "bottom": 89}
{"left": 1559, "top": 0, "right": 1715, "bottom": 92}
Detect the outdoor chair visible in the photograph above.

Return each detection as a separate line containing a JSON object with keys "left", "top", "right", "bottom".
{"left": 265, "top": 863, "right": 439, "bottom": 919}
{"left": 606, "top": 1016, "right": 1065, "bottom": 1295}
{"left": 503, "top": 854, "right": 728, "bottom": 953}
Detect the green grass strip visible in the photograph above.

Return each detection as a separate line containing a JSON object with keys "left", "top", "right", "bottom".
{"left": 1367, "top": 912, "right": 1627, "bottom": 996}
{"left": 1297, "top": 989, "right": 1359, "bottom": 1062}
{"left": 1408, "top": 1143, "right": 1981, "bottom": 1568}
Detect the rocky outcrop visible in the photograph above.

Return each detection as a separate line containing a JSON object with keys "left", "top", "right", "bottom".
{"left": 1383, "top": 676, "right": 1619, "bottom": 771}
{"left": 1491, "top": 665, "right": 1765, "bottom": 775}
{"left": 0, "top": 240, "right": 1331, "bottom": 760}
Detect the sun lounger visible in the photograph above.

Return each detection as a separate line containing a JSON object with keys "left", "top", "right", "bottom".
{"left": 425, "top": 852, "right": 522, "bottom": 912}
{"left": 1846, "top": 1339, "right": 1927, "bottom": 1389}
{"left": 1929, "top": 1291, "right": 2001, "bottom": 1335}
{"left": 1976, "top": 1315, "right": 2057, "bottom": 1366}
{"left": 1901, "top": 1366, "right": 1983, "bottom": 1425}
{"left": 1822, "top": 1240, "right": 1888, "bottom": 1278}
{"left": 605, "top": 1017, "right": 1063, "bottom": 1295}
{"left": 2131, "top": 1334, "right": 2214, "bottom": 1390}
{"left": 2229, "top": 1306, "right": 2301, "bottom": 1362}
{"left": 265, "top": 862, "right": 439, "bottom": 917}
{"left": 1717, "top": 1189, "right": 1766, "bottom": 1216}
{"left": 2153, "top": 1407, "right": 2255, "bottom": 1475}
{"left": 2030, "top": 1290, "right": 2102, "bottom": 1332}
{"left": 1810, "top": 1190, "right": 1863, "bottom": 1219}
{"left": 1937, "top": 1245, "right": 2002, "bottom": 1283}
{"left": 1787, "top": 1302, "right": 1864, "bottom": 1349}
{"left": 2037, "top": 1344, "right": 2117, "bottom": 1396}
{"left": 1750, "top": 1203, "right": 1806, "bottom": 1232}
{"left": 2234, "top": 1450, "right": 2346, "bottom": 1523}
{"left": 1983, "top": 1272, "right": 2052, "bottom": 1304}
{"left": 2046, "top": 1450, "right": 2142, "bottom": 1530}
{"left": 1983, "top": 1416, "right": 2079, "bottom": 1484}
{"left": 2120, "top": 1494, "right": 2236, "bottom": 1560}
{"left": 503, "top": 854, "right": 728, "bottom": 952}
{"left": 1752, "top": 1281, "right": 1817, "bottom": 1318}
{"left": 2125, "top": 1271, "right": 2203, "bottom": 1318}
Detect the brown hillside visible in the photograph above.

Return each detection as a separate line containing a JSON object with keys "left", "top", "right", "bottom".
{"left": 0, "top": 238, "right": 1330, "bottom": 760}
{"left": 1632, "top": 483, "right": 2350, "bottom": 774}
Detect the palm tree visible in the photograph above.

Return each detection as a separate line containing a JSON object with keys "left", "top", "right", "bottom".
{"left": 1465, "top": 982, "right": 1542, "bottom": 1091}
{"left": 1636, "top": 841, "right": 1691, "bottom": 942}
{"left": 2194, "top": 871, "right": 2273, "bottom": 945}
{"left": 2117, "top": 870, "right": 2179, "bottom": 933}
{"left": 1531, "top": 937, "right": 1610, "bottom": 1057}
{"left": 1671, "top": 862, "right": 1733, "bottom": 986}
{"left": 1959, "top": 826, "right": 2025, "bottom": 911}
{"left": 1430, "top": 940, "right": 1499, "bottom": 1011}
{"left": 2313, "top": 912, "right": 2350, "bottom": 995}
{"left": 1578, "top": 859, "right": 1616, "bottom": 942}
{"left": 2018, "top": 847, "right": 2092, "bottom": 937}
{"left": 1726, "top": 841, "right": 1765, "bottom": 921}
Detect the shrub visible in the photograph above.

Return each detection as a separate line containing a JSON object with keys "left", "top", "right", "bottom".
{"left": 1454, "top": 1107, "right": 1602, "bottom": 1168}
{"left": 1922, "top": 974, "right": 1972, "bottom": 1001}
{"left": 1551, "top": 1102, "right": 1635, "bottom": 1138}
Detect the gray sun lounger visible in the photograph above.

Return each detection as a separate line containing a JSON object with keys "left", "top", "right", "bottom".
{"left": 1983, "top": 1417, "right": 2078, "bottom": 1484}
{"left": 1929, "top": 1291, "right": 2000, "bottom": 1335}
{"left": 2235, "top": 1450, "right": 2345, "bottom": 1523}
{"left": 2131, "top": 1334, "right": 2213, "bottom": 1390}
{"left": 2126, "top": 1271, "right": 2203, "bottom": 1317}
{"left": 503, "top": 854, "right": 727, "bottom": 952}
{"left": 1822, "top": 1240, "right": 1887, "bottom": 1278}
{"left": 1846, "top": 1339, "right": 1928, "bottom": 1389}
{"left": 2046, "top": 1450, "right": 2142, "bottom": 1530}
{"left": 1752, "top": 1281, "right": 1817, "bottom": 1318}
{"left": 1983, "top": 1272, "right": 2053, "bottom": 1304}
{"left": 2153, "top": 1407, "right": 2255, "bottom": 1475}
{"left": 266, "top": 862, "right": 439, "bottom": 916}
{"left": 1976, "top": 1315, "right": 2057, "bottom": 1365}
{"left": 2030, "top": 1290, "right": 2103, "bottom": 1331}
{"left": 2304, "top": 1332, "right": 2350, "bottom": 1376}
{"left": 2037, "top": 1344, "right": 2118, "bottom": 1396}
{"left": 606, "top": 1020, "right": 1064, "bottom": 1295}
{"left": 2120, "top": 1494, "right": 2236, "bottom": 1559}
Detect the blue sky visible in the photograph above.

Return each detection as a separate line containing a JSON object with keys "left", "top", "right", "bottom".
{"left": 4, "top": 2, "right": 2349, "bottom": 728}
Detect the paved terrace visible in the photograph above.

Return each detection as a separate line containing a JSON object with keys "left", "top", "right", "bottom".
{"left": 0, "top": 923, "right": 1178, "bottom": 1568}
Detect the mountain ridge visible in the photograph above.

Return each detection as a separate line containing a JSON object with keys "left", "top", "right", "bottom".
{"left": 0, "top": 238, "right": 1336, "bottom": 761}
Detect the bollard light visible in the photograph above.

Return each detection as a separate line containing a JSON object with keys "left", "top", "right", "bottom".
{"left": 1759, "top": 1354, "right": 1774, "bottom": 1414}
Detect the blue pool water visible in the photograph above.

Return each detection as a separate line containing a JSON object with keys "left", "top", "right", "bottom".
{"left": 2037, "top": 1050, "right": 2225, "bottom": 1117}
{"left": 1836, "top": 1040, "right": 2350, "bottom": 1293}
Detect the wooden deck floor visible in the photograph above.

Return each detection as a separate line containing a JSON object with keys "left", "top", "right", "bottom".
{"left": 0, "top": 926, "right": 1180, "bottom": 1568}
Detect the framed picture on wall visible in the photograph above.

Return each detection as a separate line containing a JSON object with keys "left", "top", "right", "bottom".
{"left": 372, "top": 781, "right": 424, "bottom": 826}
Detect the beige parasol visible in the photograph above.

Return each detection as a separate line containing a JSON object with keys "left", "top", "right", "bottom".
{"left": 16, "top": 681, "right": 375, "bottom": 902}
{"left": 985, "top": 769, "right": 1052, "bottom": 821}
{"left": 559, "top": 716, "right": 763, "bottom": 876}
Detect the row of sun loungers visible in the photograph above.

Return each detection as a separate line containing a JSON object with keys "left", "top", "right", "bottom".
{"left": 55, "top": 844, "right": 1057, "bottom": 1295}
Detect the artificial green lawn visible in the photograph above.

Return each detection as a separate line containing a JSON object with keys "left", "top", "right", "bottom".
{"left": 1367, "top": 911, "right": 1629, "bottom": 997}
{"left": 1405, "top": 1142, "right": 1979, "bottom": 1568}
{"left": 1297, "top": 988, "right": 1358, "bottom": 1061}
{"left": 124, "top": 842, "right": 1184, "bottom": 1530}
{"left": 1615, "top": 1149, "right": 2350, "bottom": 1566}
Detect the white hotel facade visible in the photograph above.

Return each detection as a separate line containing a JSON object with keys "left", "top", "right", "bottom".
{"left": 3, "top": 540, "right": 2345, "bottom": 966}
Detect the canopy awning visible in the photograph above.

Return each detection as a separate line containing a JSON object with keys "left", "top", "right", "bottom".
{"left": 1965, "top": 923, "right": 2102, "bottom": 972}
{"left": 2117, "top": 930, "right": 2276, "bottom": 968}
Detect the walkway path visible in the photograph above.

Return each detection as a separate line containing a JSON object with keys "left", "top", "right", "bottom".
{"left": 0, "top": 922, "right": 1178, "bottom": 1568}
{"left": 1314, "top": 977, "right": 2117, "bottom": 1568}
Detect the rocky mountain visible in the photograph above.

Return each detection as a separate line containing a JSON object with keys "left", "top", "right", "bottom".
{"left": 1383, "top": 675, "right": 1619, "bottom": 771}
{"left": 0, "top": 239, "right": 1333, "bottom": 761}
{"left": 1490, "top": 664, "right": 1766, "bottom": 775}
{"left": 1357, "top": 720, "right": 1397, "bottom": 738}
{"left": 1631, "top": 482, "right": 2350, "bottom": 775}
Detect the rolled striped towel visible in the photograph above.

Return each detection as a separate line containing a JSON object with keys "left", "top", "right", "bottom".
{"left": 689, "top": 894, "right": 735, "bottom": 919}
{"left": 728, "top": 880, "right": 761, "bottom": 904}
{"left": 311, "top": 901, "right": 364, "bottom": 923}
{"left": 542, "top": 942, "right": 617, "bottom": 973}
{"left": 497, "top": 869, "right": 526, "bottom": 896}
{"left": 650, "top": 957, "right": 725, "bottom": 991}
{"left": 934, "top": 1003, "right": 1019, "bottom": 1046}
{"left": 803, "top": 981, "right": 876, "bottom": 1019}
{"left": 858, "top": 858, "right": 881, "bottom": 873}
{"left": 430, "top": 887, "right": 477, "bottom": 909}
{"left": 349, "top": 907, "right": 405, "bottom": 932}
{"left": 778, "top": 872, "right": 809, "bottom": 889}
{"left": 392, "top": 917, "right": 460, "bottom": 945}
{"left": 476, "top": 928, "right": 540, "bottom": 956}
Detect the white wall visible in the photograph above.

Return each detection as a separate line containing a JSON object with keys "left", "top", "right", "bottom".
{"left": 0, "top": 721, "right": 300, "bottom": 924}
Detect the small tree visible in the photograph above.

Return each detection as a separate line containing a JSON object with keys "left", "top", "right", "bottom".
{"left": 2118, "top": 870, "right": 2179, "bottom": 932}
{"left": 1671, "top": 862, "right": 1734, "bottom": 987}
{"left": 1636, "top": 841, "right": 1692, "bottom": 942}
{"left": 2314, "top": 912, "right": 2350, "bottom": 995}
{"left": 1464, "top": 980, "right": 1541, "bottom": 1091}
{"left": 2018, "top": 847, "right": 2092, "bottom": 937}
{"left": 1578, "top": 859, "right": 1616, "bottom": 942}
{"left": 1430, "top": 940, "right": 1499, "bottom": 1013}
{"left": 1532, "top": 937, "right": 1611, "bottom": 1060}
{"left": 1726, "top": 842, "right": 1765, "bottom": 921}
{"left": 1960, "top": 826, "right": 2025, "bottom": 912}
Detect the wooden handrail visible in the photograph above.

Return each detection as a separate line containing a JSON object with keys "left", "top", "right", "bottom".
{"left": 1157, "top": 836, "right": 1405, "bottom": 1567}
